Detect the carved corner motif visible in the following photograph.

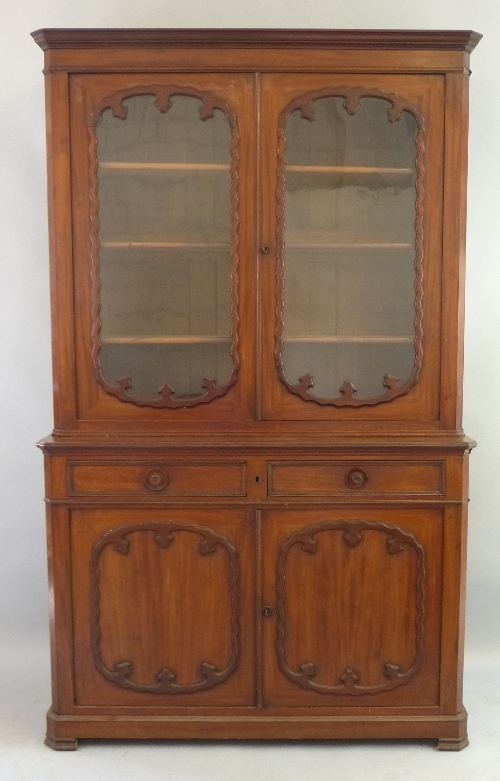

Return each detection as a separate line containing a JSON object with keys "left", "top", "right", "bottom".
{"left": 89, "top": 521, "right": 240, "bottom": 694}
{"left": 88, "top": 85, "right": 240, "bottom": 408}
{"left": 275, "top": 519, "right": 425, "bottom": 695}
{"left": 275, "top": 87, "right": 425, "bottom": 407}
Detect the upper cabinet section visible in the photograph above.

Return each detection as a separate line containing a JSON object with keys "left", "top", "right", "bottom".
{"left": 35, "top": 31, "right": 479, "bottom": 434}
{"left": 92, "top": 88, "right": 238, "bottom": 408}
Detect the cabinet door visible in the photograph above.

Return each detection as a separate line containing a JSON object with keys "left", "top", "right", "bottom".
{"left": 69, "top": 74, "right": 256, "bottom": 429}
{"left": 260, "top": 74, "right": 444, "bottom": 428}
{"left": 262, "top": 508, "right": 443, "bottom": 707}
{"left": 70, "top": 508, "right": 255, "bottom": 706}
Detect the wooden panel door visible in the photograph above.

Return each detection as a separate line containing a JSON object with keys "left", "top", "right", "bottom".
{"left": 262, "top": 507, "right": 443, "bottom": 707}
{"left": 260, "top": 73, "right": 445, "bottom": 429}
{"left": 67, "top": 73, "right": 256, "bottom": 431}
{"left": 71, "top": 507, "right": 255, "bottom": 706}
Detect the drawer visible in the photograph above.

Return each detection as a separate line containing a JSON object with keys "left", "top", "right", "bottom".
{"left": 268, "top": 460, "right": 444, "bottom": 496}
{"left": 68, "top": 461, "right": 246, "bottom": 497}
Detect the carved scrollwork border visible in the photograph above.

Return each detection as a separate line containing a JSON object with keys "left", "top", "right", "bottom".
{"left": 89, "top": 521, "right": 240, "bottom": 694}
{"left": 275, "top": 519, "right": 425, "bottom": 695}
{"left": 89, "top": 85, "right": 240, "bottom": 407}
{"left": 275, "top": 87, "right": 425, "bottom": 407}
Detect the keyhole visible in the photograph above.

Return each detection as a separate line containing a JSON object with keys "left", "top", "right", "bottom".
{"left": 254, "top": 475, "right": 262, "bottom": 484}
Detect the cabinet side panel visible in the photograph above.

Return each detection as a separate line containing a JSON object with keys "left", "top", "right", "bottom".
{"left": 46, "top": 502, "right": 75, "bottom": 711}
{"left": 440, "top": 72, "right": 470, "bottom": 431}
{"left": 440, "top": 452, "right": 469, "bottom": 713}
{"left": 44, "top": 71, "right": 77, "bottom": 431}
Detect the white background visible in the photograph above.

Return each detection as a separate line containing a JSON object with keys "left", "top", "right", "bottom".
{"left": 1, "top": 1, "right": 499, "bottom": 778}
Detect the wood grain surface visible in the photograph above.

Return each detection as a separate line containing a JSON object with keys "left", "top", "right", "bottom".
{"left": 36, "top": 28, "right": 476, "bottom": 749}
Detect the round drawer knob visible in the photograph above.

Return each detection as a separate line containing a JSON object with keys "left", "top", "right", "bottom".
{"left": 144, "top": 468, "right": 169, "bottom": 491}
{"left": 345, "top": 468, "right": 368, "bottom": 490}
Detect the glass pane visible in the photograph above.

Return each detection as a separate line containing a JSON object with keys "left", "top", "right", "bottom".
{"left": 281, "top": 96, "right": 418, "bottom": 402}
{"left": 94, "top": 94, "right": 234, "bottom": 402}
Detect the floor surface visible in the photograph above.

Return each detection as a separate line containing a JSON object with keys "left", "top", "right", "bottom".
{"left": 1, "top": 642, "right": 499, "bottom": 781}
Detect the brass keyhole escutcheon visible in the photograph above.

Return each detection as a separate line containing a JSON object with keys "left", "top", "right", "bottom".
{"left": 144, "top": 468, "right": 169, "bottom": 491}
{"left": 345, "top": 468, "right": 368, "bottom": 490}
{"left": 262, "top": 606, "right": 273, "bottom": 618}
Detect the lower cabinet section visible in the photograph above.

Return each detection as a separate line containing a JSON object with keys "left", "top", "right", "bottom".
{"left": 45, "top": 472, "right": 468, "bottom": 750}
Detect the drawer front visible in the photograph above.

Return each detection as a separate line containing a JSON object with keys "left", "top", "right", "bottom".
{"left": 69, "top": 462, "right": 246, "bottom": 497}
{"left": 268, "top": 461, "right": 444, "bottom": 497}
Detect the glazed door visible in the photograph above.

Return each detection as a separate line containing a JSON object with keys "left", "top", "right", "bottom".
{"left": 261, "top": 508, "right": 443, "bottom": 707}
{"left": 260, "top": 74, "right": 444, "bottom": 428}
{"left": 69, "top": 73, "right": 256, "bottom": 429}
{"left": 71, "top": 508, "right": 255, "bottom": 707}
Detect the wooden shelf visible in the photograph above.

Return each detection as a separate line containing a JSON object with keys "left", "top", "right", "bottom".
{"left": 100, "top": 163, "right": 412, "bottom": 174}
{"left": 101, "top": 240, "right": 410, "bottom": 251}
{"left": 102, "top": 336, "right": 231, "bottom": 345}
{"left": 100, "top": 241, "right": 231, "bottom": 250}
{"left": 103, "top": 335, "right": 412, "bottom": 345}
{"left": 284, "top": 336, "right": 414, "bottom": 344}
{"left": 287, "top": 165, "right": 413, "bottom": 174}
{"left": 99, "top": 162, "right": 229, "bottom": 171}
{"left": 101, "top": 241, "right": 230, "bottom": 250}
{"left": 286, "top": 242, "right": 413, "bottom": 250}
